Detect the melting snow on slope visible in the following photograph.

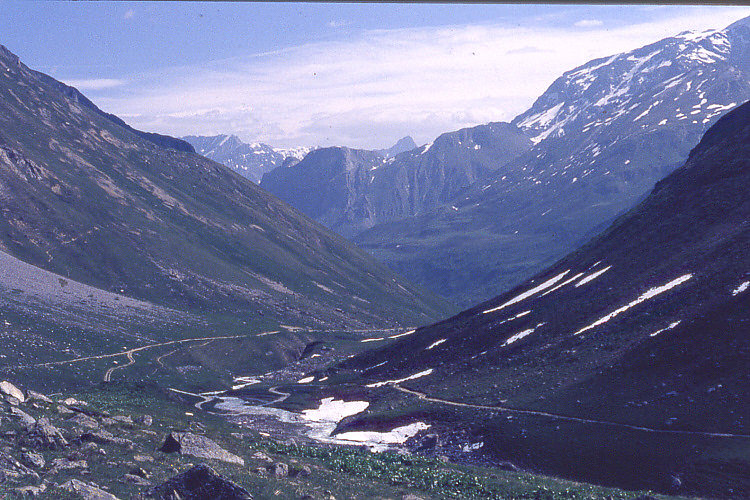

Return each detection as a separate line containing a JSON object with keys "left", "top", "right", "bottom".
{"left": 574, "top": 274, "right": 693, "bottom": 335}
{"left": 482, "top": 271, "right": 569, "bottom": 314}
{"left": 504, "top": 328, "right": 535, "bottom": 346}
{"left": 335, "top": 422, "right": 430, "bottom": 452}
{"left": 540, "top": 273, "right": 585, "bottom": 297}
{"left": 576, "top": 266, "right": 613, "bottom": 287}
{"left": 649, "top": 321, "right": 682, "bottom": 337}
{"left": 302, "top": 397, "right": 369, "bottom": 422}
{"left": 366, "top": 369, "right": 434, "bottom": 388}
{"left": 732, "top": 281, "right": 749, "bottom": 296}
{"left": 389, "top": 329, "right": 415, "bottom": 339}
{"left": 426, "top": 338, "right": 447, "bottom": 350}
{"left": 298, "top": 376, "right": 315, "bottom": 384}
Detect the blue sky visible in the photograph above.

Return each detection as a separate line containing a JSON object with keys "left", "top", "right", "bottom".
{"left": 2, "top": 3, "right": 750, "bottom": 148}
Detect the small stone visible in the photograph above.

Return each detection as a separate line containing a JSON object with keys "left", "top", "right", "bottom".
{"left": 68, "top": 413, "right": 99, "bottom": 430}
{"left": 22, "top": 418, "right": 68, "bottom": 449}
{"left": 61, "top": 397, "right": 86, "bottom": 406}
{"left": 133, "top": 454, "right": 154, "bottom": 463}
{"left": 26, "top": 391, "right": 52, "bottom": 403}
{"left": 159, "top": 431, "right": 244, "bottom": 465}
{"left": 122, "top": 473, "right": 151, "bottom": 486}
{"left": 20, "top": 451, "right": 45, "bottom": 469}
{"left": 56, "top": 405, "right": 74, "bottom": 415}
{"left": 297, "top": 465, "right": 312, "bottom": 477}
{"left": 59, "top": 478, "right": 120, "bottom": 500}
{"left": 130, "top": 466, "right": 150, "bottom": 478}
{"left": 10, "top": 407, "right": 36, "bottom": 430}
{"left": 254, "top": 467, "right": 268, "bottom": 477}
{"left": 252, "top": 450, "right": 273, "bottom": 462}
{"left": 4, "top": 394, "right": 21, "bottom": 406}
{"left": 136, "top": 415, "right": 153, "bottom": 426}
{"left": 270, "top": 462, "right": 289, "bottom": 478}
{"left": 111, "top": 415, "right": 133, "bottom": 425}
{"left": 402, "top": 495, "right": 426, "bottom": 500}
{"left": 0, "top": 381, "right": 25, "bottom": 403}
{"left": 14, "top": 484, "right": 46, "bottom": 497}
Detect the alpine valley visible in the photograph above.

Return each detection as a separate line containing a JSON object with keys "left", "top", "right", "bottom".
{"left": 0, "top": 9, "right": 747, "bottom": 500}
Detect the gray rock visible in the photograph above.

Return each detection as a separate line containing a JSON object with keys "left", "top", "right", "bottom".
{"left": 270, "top": 462, "right": 289, "bottom": 478}
{"left": 0, "top": 449, "right": 36, "bottom": 478}
{"left": 402, "top": 495, "right": 426, "bottom": 500}
{"left": 10, "top": 407, "right": 36, "bottom": 430}
{"left": 56, "top": 405, "right": 74, "bottom": 415}
{"left": 137, "top": 414, "right": 153, "bottom": 426}
{"left": 68, "top": 413, "right": 99, "bottom": 430}
{"left": 251, "top": 451, "right": 273, "bottom": 462}
{"left": 20, "top": 451, "right": 45, "bottom": 469}
{"left": 4, "top": 394, "right": 21, "bottom": 406}
{"left": 81, "top": 429, "right": 135, "bottom": 449}
{"left": 122, "top": 473, "right": 151, "bottom": 486}
{"left": 111, "top": 415, "right": 133, "bottom": 425}
{"left": 59, "top": 479, "right": 121, "bottom": 500}
{"left": 159, "top": 432, "right": 245, "bottom": 465}
{"left": 22, "top": 417, "right": 68, "bottom": 449}
{"left": 150, "top": 464, "right": 252, "bottom": 499}
{"left": 14, "top": 484, "right": 46, "bottom": 497}
{"left": 49, "top": 458, "right": 88, "bottom": 475}
{"left": 26, "top": 391, "right": 52, "bottom": 403}
{"left": 133, "top": 454, "right": 154, "bottom": 463}
{"left": 0, "top": 381, "right": 25, "bottom": 403}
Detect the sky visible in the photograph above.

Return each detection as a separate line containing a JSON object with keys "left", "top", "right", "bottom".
{"left": 2, "top": 3, "right": 750, "bottom": 149}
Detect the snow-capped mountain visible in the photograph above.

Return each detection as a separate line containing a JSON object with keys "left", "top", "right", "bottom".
{"left": 356, "top": 16, "right": 750, "bottom": 307}
{"left": 335, "top": 98, "right": 750, "bottom": 499}
{"left": 181, "top": 134, "right": 315, "bottom": 183}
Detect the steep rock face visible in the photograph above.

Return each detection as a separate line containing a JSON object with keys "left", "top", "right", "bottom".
{"left": 376, "top": 136, "right": 417, "bottom": 158}
{"left": 339, "top": 99, "right": 750, "bottom": 498}
{"left": 261, "top": 122, "right": 531, "bottom": 237}
{"left": 0, "top": 44, "right": 448, "bottom": 329}
{"left": 357, "top": 17, "right": 750, "bottom": 306}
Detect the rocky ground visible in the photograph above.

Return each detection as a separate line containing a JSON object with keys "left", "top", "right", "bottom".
{"left": 0, "top": 379, "right": 688, "bottom": 499}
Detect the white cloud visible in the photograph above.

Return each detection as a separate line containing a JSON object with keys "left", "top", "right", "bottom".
{"left": 63, "top": 78, "right": 127, "bottom": 91}
{"left": 124, "top": 9, "right": 135, "bottom": 20}
{"left": 91, "top": 7, "right": 750, "bottom": 149}
{"left": 574, "top": 19, "right": 603, "bottom": 28}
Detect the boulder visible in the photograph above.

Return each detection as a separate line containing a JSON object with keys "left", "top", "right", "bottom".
{"left": 149, "top": 464, "right": 252, "bottom": 499}
{"left": 0, "top": 381, "right": 25, "bottom": 403}
{"left": 137, "top": 414, "right": 153, "bottom": 426}
{"left": 159, "top": 432, "right": 244, "bottom": 465}
{"left": 122, "top": 473, "right": 151, "bottom": 486}
{"left": 112, "top": 415, "right": 134, "bottom": 425}
{"left": 56, "top": 405, "right": 74, "bottom": 415}
{"left": 10, "top": 407, "right": 36, "bottom": 430}
{"left": 48, "top": 457, "right": 88, "bottom": 473}
{"left": 81, "top": 429, "right": 134, "bottom": 449}
{"left": 20, "top": 451, "right": 45, "bottom": 469}
{"left": 22, "top": 418, "right": 68, "bottom": 449}
{"left": 26, "top": 391, "right": 52, "bottom": 403}
{"left": 68, "top": 413, "right": 100, "bottom": 430}
{"left": 59, "top": 479, "right": 121, "bottom": 500}
{"left": 0, "top": 449, "right": 36, "bottom": 478}
{"left": 14, "top": 484, "right": 47, "bottom": 497}
{"left": 251, "top": 451, "right": 272, "bottom": 462}
{"left": 270, "top": 462, "right": 288, "bottom": 478}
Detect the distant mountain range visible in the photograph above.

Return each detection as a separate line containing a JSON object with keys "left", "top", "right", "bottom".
{"left": 0, "top": 43, "right": 449, "bottom": 344}
{"left": 182, "top": 134, "right": 418, "bottom": 184}
{"left": 328, "top": 97, "right": 750, "bottom": 499}
{"left": 353, "top": 16, "right": 750, "bottom": 306}
{"left": 260, "top": 123, "right": 531, "bottom": 237}
{"left": 181, "top": 134, "right": 316, "bottom": 183}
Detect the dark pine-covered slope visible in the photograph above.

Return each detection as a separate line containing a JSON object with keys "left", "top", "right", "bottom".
{"left": 334, "top": 99, "right": 750, "bottom": 498}
{"left": 0, "top": 44, "right": 449, "bottom": 330}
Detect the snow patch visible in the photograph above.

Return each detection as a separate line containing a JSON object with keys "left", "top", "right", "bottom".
{"left": 426, "top": 338, "right": 447, "bottom": 350}
{"left": 482, "top": 271, "right": 570, "bottom": 315}
{"left": 302, "top": 397, "right": 369, "bottom": 422}
{"left": 576, "top": 266, "right": 612, "bottom": 287}
{"left": 574, "top": 274, "right": 693, "bottom": 335}
{"left": 649, "top": 321, "right": 681, "bottom": 337}
{"left": 366, "top": 369, "right": 433, "bottom": 388}
{"left": 732, "top": 281, "right": 749, "bottom": 296}
{"left": 335, "top": 422, "right": 430, "bottom": 452}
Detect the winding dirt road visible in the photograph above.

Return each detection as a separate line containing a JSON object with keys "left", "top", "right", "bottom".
{"left": 394, "top": 384, "right": 750, "bottom": 440}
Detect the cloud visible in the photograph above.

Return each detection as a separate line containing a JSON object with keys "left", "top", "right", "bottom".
{"left": 574, "top": 19, "right": 603, "bottom": 28}
{"left": 91, "top": 7, "right": 750, "bottom": 149}
{"left": 124, "top": 9, "right": 135, "bottom": 20}
{"left": 328, "top": 20, "right": 352, "bottom": 28}
{"left": 63, "top": 78, "right": 127, "bottom": 91}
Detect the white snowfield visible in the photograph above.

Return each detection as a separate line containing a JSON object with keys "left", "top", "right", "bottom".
{"left": 335, "top": 422, "right": 430, "bottom": 452}
{"left": 297, "top": 376, "right": 315, "bottom": 384}
{"left": 575, "top": 274, "right": 693, "bottom": 336}
{"left": 482, "top": 270, "right": 570, "bottom": 315}
{"left": 302, "top": 397, "right": 369, "bottom": 422}
{"left": 389, "top": 329, "right": 415, "bottom": 339}
{"left": 366, "top": 369, "right": 434, "bottom": 388}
